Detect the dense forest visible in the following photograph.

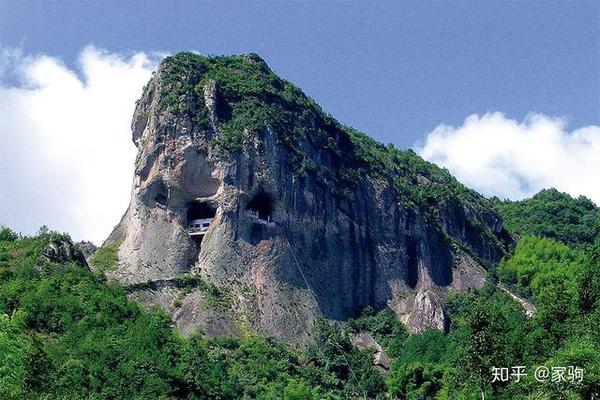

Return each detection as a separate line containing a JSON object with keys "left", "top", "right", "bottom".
{"left": 1, "top": 189, "right": 599, "bottom": 399}
{"left": 493, "top": 188, "right": 600, "bottom": 246}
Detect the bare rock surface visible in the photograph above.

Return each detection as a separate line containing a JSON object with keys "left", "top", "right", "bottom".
{"left": 351, "top": 331, "right": 391, "bottom": 372}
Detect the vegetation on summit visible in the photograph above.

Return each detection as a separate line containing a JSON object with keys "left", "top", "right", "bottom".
{"left": 493, "top": 188, "right": 600, "bottom": 246}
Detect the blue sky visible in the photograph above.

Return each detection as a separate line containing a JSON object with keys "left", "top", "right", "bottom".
{"left": 1, "top": 1, "right": 598, "bottom": 146}
{"left": 1, "top": 1, "right": 599, "bottom": 242}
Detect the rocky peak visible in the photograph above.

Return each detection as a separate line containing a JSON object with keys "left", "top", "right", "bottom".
{"left": 106, "top": 52, "right": 511, "bottom": 344}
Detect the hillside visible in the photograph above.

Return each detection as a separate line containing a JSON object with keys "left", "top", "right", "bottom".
{"left": 0, "top": 228, "right": 385, "bottom": 398}
{"left": 493, "top": 188, "right": 600, "bottom": 246}
{"left": 1, "top": 225, "right": 599, "bottom": 399}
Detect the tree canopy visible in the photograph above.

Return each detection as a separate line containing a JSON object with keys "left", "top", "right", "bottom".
{"left": 493, "top": 188, "right": 600, "bottom": 246}
{"left": 1, "top": 223, "right": 599, "bottom": 399}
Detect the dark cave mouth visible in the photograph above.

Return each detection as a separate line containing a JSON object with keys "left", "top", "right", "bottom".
{"left": 246, "top": 190, "right": 273, "bottom": 222}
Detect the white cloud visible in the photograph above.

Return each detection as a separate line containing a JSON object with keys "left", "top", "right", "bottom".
{"left": 417, "top": 112, "right": 600, "bottom": 205}
{"left": 0, "top": 46, "right": 160, "bottom": 244}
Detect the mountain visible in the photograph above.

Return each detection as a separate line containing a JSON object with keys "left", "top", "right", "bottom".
{"left": 493, "top": 188, "right": 600, "bottom": 246}
{"left": 2, "top": 53, "right": 599, "bottom": 399}
{"left": 102, "top": 52, "right": 511, "bottom": 343}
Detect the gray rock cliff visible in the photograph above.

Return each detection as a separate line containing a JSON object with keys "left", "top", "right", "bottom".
{"left": 105, "top": 53, "right": 511, "bottom": 344}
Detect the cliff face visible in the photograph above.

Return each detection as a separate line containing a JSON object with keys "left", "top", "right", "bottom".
{"left": 106, "top": 53, "right": 511, "bottom": 343}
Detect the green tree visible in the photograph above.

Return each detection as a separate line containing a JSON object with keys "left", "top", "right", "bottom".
{"left": 0, "top": 314, "right": 29, "bottom": 399}
{"left": 577, "top": 238, "right": 600, "bottom": 313}
{"left": 493, "top": 188, "right": 600, "bottom": 246}
{"left": 387, "top": 362, "right": 445, "bottom": 399}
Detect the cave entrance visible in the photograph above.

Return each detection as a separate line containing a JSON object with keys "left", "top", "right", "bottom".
{"left": 246, "top": 190, "right": 272, "bottom": 222}
{"left": 186, "top": 201, "right": 215, "bottom": 238}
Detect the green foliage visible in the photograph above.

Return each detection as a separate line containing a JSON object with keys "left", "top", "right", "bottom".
{"left": 2, "top": 219, "right": 599, "bottom": 398}
{"left": 387, "top": 362, "right": 445, "bottom": 400}
{"left": 577, "top": 237, "right": 600, "bottom": 313}
{"left": 457, "top": 295, "right": 522, "bottom": 386}
{"left": 0, "top": 229, "right": 389, "bottom": 399}
{"left": 451, "top": 237, "right": 600, "bottom": 398}
{"left": 494, "top": 188, "right": 600, "bottom": 246}
{"left": 497, "top": 235, "right": 582, "bottom": 298}
{"left": 307, "top": 319, "right": 386, "bottom": 398}
{"left": 1, "top": 232, "right": 186, "bottom": 398}
{"left": 159, "top": 52, "right": 319, "bottom": 155}
{"left": 348, "top": 306, "right": 408, "bottom": 355}
{"left": 0, "top": 313, "right": 28, "bottom": 399}
{"left": 88, "top": 239, "right": 122, "bottom": 272}
{"left": 495, "top": 235, "right": 599, "bottom": 350}
{"left": 0, "top": 226, "right": 18, "bottom": 242}
{"left": 393, "top": 329, "right": 448, "bottom": 365}
{"left": 352, "top": 246, "right": 600, "bottom": 399}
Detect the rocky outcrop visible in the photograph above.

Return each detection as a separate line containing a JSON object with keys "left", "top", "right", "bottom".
{"left": 106, "top": 53, "right": 511, "bottom": 344}
{"left": 43, "top": 238, "right": 89, "bottom": 270}
{"left": 499, "top": 284, "right": 537, "bottom": 317}
{"left": 351, "top": 332, "right": 391, "bottom": 372}
{"left": 76, "top": 241, "right": 97, "bottom": 259}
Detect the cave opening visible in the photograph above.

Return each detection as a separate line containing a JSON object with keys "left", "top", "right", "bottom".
{"left": 155, "top": 192, "right": 168, "bottom": 206}
{"left": 146, "top": 180, "right": 169, "bottom": 206}
{"left": 246, "top": 190, "right": 273, "bottom": 222}
{"left": 186, "top": 201, "right": 216, "bottom": 238}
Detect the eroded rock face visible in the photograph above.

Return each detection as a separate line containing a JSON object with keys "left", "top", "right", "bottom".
{"left": 106, "top": 53, "right": 510, "bottom": 344}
